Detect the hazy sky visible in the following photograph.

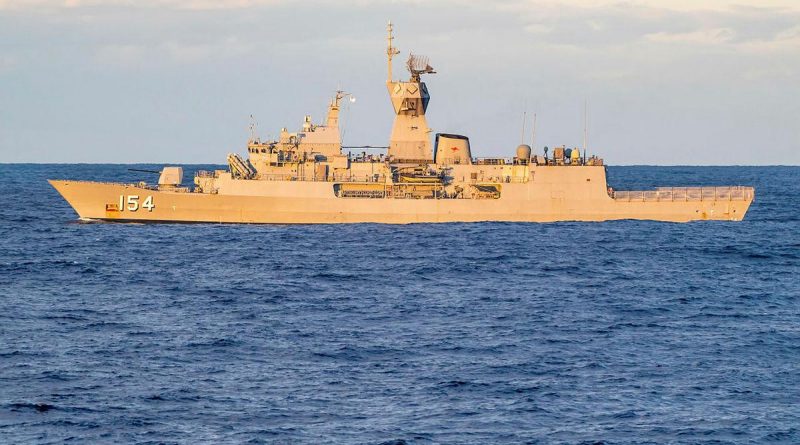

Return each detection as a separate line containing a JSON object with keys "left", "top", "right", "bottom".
{"left": 1, "top": 0, "right": 798, "bottom": 164}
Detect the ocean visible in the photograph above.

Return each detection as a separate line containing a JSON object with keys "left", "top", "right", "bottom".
{"left": 1, "top": 164, "right": 798, "bottom": 444}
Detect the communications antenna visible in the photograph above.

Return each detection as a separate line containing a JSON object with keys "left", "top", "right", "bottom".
{"left": 249, "top": 114, "right": 258, "bottom": 143}
{"left": 338, "top": 90, "right": 356, "bottom": 145}
{"left": 583, "top": 100, "right": 588, "bottom": 154}
{"left": 386, "top": 21, "right": 400, "bottom": 82}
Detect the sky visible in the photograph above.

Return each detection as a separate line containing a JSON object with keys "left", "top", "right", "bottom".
{"left": 0, "top": 0, "right": 798, "bottom": 165}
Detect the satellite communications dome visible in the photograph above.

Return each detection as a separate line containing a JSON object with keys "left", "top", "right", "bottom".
{"left": 516, "top": 144, "right": 532, "bottom": 160}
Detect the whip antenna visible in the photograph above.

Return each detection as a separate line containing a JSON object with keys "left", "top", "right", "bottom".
{"left": 583, "top": 100, "right": 588, "bottom": 153}
{"left": 520, "top": 111, "right": 527, "bottom": 145}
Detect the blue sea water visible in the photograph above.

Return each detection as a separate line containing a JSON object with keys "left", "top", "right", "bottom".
{"left": 0, "top": 164, "right": 798, "bottom": 444}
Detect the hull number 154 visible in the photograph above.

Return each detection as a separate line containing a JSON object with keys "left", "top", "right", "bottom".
{"left": 118, "top": 195, "right": 155, "bottom": 212}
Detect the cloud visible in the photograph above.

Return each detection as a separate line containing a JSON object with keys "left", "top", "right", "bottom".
{"left": 524, "top": 23, "right": 554, "bottom": 34}
{"left": 738, "top": 24, "right": 800, "bottom": 52}
{"left": 509, "top": 0, "right": 800, "bottom": 56}
{"left": 645, "top": 28, "right": 736, "bottom": 45}
{"left": 3, "top": 0, "right": 800, "bottom": 14}
{"left": 0, "top": 0, "right": 295, "bottom": 11}
{"left": 518, "top": 0, "right": 800, "bottom": 13}
{"left": 93, "top": 38, "right": 257, "bottom": 67}
{"left": 164, "top": 37, "right": 256, "bottom": 62}
{"left": 150, "top": 0, "right": 287, "bottom": 10}
{"left": 93, "top": 44, "right": 148, "bottom": 67}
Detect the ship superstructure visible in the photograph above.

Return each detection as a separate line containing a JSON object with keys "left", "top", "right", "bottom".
{"left": 49, "top": 24, "right": 754, "bottom": 224}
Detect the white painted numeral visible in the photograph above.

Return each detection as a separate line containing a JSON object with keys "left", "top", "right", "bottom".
{"left": 127, "top": 195, "right": 139, "bottom": 211}
{"left": 142, "top": 195, "right": 155, "bottom": 211}
{"left": 118, "top": 195, "right": 154, "bottom": 212}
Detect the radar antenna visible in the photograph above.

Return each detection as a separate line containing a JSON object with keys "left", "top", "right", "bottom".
{"left": 406, "top": 53, "right": 435, "bottom": 82}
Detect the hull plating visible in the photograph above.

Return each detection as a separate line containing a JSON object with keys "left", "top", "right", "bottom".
{"left": 49, "top": 179, "right": 753, "bottom": 224}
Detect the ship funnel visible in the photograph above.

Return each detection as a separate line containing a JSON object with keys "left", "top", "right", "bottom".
{"left": 434, "top": 134, "right": 472, "bottom": 165}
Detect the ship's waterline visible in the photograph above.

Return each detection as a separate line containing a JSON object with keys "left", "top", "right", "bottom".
{"left": 49, "top": 23, "right": 754, "bottom": 224}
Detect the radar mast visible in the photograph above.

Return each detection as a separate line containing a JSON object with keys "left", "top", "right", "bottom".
{"left": 385, "top": 23, "right": 435, "bottom": 162}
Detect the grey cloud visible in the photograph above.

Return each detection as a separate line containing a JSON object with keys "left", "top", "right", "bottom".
{"left": 514, "top": 2, "right": 800, "bottom": 49}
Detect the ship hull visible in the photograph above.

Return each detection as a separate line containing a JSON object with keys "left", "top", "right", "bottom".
{"left": 49, "top": 177, "right": 753, "bottom": 224}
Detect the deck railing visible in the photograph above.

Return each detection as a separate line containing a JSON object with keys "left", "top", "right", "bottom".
{"left": 612, "top": 186, "right": 754, "bottom": 202}
{"left": 196, "top": 170, "right": 387, "bottom": 183}
{"left": 253, "top": 174, "right": 388, "bottom": 183}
